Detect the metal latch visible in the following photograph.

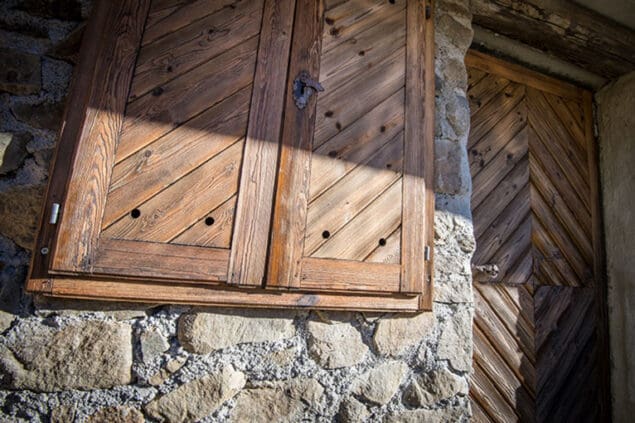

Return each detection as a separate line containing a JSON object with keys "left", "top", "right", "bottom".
{"left": 424, "top": 245, "right": 431, "bottom": 261}
{"left": 50, "top": 203, "right": 60, "bottom": 224}
{"left": 293, "top": 71, "right": 324, "bottom": 110}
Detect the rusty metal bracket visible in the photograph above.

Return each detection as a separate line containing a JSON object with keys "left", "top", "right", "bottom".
{"left": 293, "top": 71, "right": 324, "bottom": 110}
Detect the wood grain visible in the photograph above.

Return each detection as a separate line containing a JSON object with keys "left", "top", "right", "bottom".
{"left": 50, "top": 0, "right": 151, "bottom": 274}
{"left": 228, "top": 0, "right": 296, "bottom": 287}
{"left": 300, "top": 258, "right": 401, "bottom": 293}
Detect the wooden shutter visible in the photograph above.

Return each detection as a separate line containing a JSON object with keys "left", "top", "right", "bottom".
{"left": 265, "top": 0, "right": 434, "bottom": 306}
{"left": 44, "top": 0, "right": 293, "bottom": 284}
{"left": 28, "top": 0, "right": 435, "bottom": 312}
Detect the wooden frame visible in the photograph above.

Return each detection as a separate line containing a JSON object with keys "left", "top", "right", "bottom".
{"left": 27, "top": 0, "right": 436, "bottom": 312}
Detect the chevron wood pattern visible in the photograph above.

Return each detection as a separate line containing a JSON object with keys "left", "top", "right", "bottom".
{"left": 304, "top": 0, "right": 406, "bottom": 263}
{"left": 467, "top": 52, "right": 608, "bottom": 423}
{"left": 100, "top": 0, "right": 265, "bottom": 248}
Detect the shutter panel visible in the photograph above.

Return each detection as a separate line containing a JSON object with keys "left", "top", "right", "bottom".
{"left": 266, "top": 0, "right": 434, "bottom": 303}
{"left": 49, "top": 0, "right": 291, "bottom": 284}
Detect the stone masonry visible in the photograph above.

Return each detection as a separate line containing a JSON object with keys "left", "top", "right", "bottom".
{"left": 0, "top": 0, "right": 475, "bottom": 421}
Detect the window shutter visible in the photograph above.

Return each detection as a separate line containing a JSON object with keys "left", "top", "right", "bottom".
{"left": 29, "top": 0, "right": 435, "bottom": 312}
{"left": 266, "top": 0, "right": 434, "bottom": 305}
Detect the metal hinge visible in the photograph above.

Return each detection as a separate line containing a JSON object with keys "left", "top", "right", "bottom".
{"left": 424, "top": 245, "right": 431, "bottom": 261}
{"left": 49, "top": 203, "right": 60, "bottom": 224}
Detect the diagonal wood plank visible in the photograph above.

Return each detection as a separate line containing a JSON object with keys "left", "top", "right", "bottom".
{"left": 171, "top": 195, "right": 236, "bottom": 248}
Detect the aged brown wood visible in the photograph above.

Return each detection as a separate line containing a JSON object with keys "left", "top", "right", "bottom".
{"left": 470, "top": 0, "right": 635, "bottom": 79}
{"left": 468, "top": 51, "right": 609, "bottom": 422}
{"left": 228, "top": 0, "right": 297, "bottom": 287}
{"left": 300, "top": 258, "right": 401, "bottom": 293}
{"left": 401, "top": 0, "right": 433, "bottom": 296}
{"left": 36, "top": 278, "right": 422, "bottom": 312}
{"left": 28, "top": 0, "right": 113, "bottom": 284}
{"left": 267, "top": 0, "right": 325, "bottom": 289}
{"left": 50, "top": 0, "right": 152, "bottom": 274}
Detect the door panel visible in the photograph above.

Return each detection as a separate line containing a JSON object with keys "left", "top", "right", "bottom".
{"left": 466, "top": 51, "right": 609, "bottom": 422}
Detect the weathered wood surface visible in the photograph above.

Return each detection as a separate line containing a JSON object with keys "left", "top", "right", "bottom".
{"left": 470, "top": 0, "right": 635, "bottom": 79}
{"left": 468, "top": 52, "right": 608, "bottom": 422}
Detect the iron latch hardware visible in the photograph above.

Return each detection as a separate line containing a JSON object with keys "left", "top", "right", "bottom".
{"left": 50, "top": 203, "right": 60, "bottom": 224}
{"left": 424, "top": 245, "right": 431, "bottom": 261}
{"left": 293, "top": 71, "right": 324, "bottom": 110}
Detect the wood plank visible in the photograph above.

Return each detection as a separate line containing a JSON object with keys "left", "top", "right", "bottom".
{"left": 531, "top": 214, "right": 578, "bottom": 287}
{"left": 322, "top": 0, "right": 405, "bottom": 53}
{"left": 401, "top": 0, "right": 432, "bottom": 295}
{"left": 471, "top": 127, "right": 528, "bottom": 210}
{"left": 130, "top": 0, "right": 263, "bottom": 99}
{"left": 542, "top": 92, "right": 587, "bottom": 161}
{"left": 117, "top": 36, "right": 258, "bottom": 162}
{"left": 103, "top": 85, "right": 250, "bottom": 228}
{"left": 365, "top": 227, "right": 400, "bottom": 264}
{"left": 92, "top": 239, "right": 229, "bottom": 282}
{"left": 104, "top": 140, "right": 243, "bottom": 242}
{"left": 471, "top": 361, "right": 520, "bottom": 423}
{"left": 228, "top": 0, "right": 296, "bottom": 287}
{"left": 172, "top": 195, "right": 236, "bottom": 248}
{"left": 50, "top": 0, "right": 152, "bottom": 274}
{"left": 527, "top": 124, "right": 591, "bottom": 233}
{"left": 37, "top": 277, "right": 422, "bottom": 312}
{"left": 531, "top": 184, "right": 590, "bottom": 285}
{"left": 143, "top": 0, "right": 238, "bottom": 46}
{"left": 319, "top": 5, "right": 405, "bottom": 93}
{"left": 305, "top": 133, "right": 403, "bottom": 255}
{"left": 470, "top": 0, "right": 635, "bottom": 79}
{"left": 466, "top": 72, "right": 511, "bottom": 117}
{"left": 584, "top": 89, "right": 611, "bottom": 421}
{"left": 472, "top": 159, "right": 529, "bottom": 240}
{"left": 312, "top": 179, "right": 402, "bottom": 261}
{"left": 473, "top": 324, "right": 535, "bottom": 421}
{"left": 310, "top": 90, "right": 404, "bottom": 199}
{"left": 467, "top": 67, "right": 487, "bottom": 90}
{"left": 469, "top": 82, "right": 525, "bottom": 147}
{"left": 300, "top": 258, "right": 401, "bottom": 293}
{"left": 28, "top": 0, "right": 114, "bottom": 282}
{"left": 266, "top": 0, "right": 325, "bottom": 289}
{"left": 466, "top": 49, "right": 585, "bottom": 100}
{"left": 314, "top": 46, "right": 406, "bottom": 147}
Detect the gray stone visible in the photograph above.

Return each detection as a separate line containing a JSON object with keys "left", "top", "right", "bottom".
{"left": 231, "top": 378, "right": 324, "bottom": 423}
{"left": 0, "top": 184, "right": 45, "bottom": 250}
{"left": 338, "top": 396, "right": 370, "bottom": 423}
{"left": 435, "top": 138, "right": 469, "bottom": 195}
{"left": 438, "top": 306, "right": 473, "bottom": 372}
{"left": 86, "top": 406, "right": 144, "bottom": 423}
{"left": 0, "top": 132, "right": 30, "bottom": 176}
{"left": 0, "top": 320, "right": 132, "bottom": 392}
{"left": 50, "top": 405, "right": 77, "bottom": 423}
{"left": 351, "top": 361, "right": 408, "bottom": 406}
{"left": 404, "top": 368, "right": 468, "bottom": 406}
{"left": 178, "top": 308, "right": 295, "bottom": 354}
{"left": 0, "top": 311, "right": 14, "bottom": 333}
{"left": 148, "top": 356, "right": 187, "bottom": 387}
{"left": 10, "top": 101, "right": 65, "bottom": 131}
{"left": 373, "top": 312, "right": 435, "bottom": 357}
{"left": 140, "top": 329, "right": 169, "bottom": 363}
{"left": 306, "top": 318, "right": 368, "bottom": 369}
{"left": 384, "top": 405, "right": 466, "bottom": 423}
{"left": 0, "top": 49, "right": 41, "bottom": 95}
{"left": 145, "top": 365, "right": 245, "bottom": 423}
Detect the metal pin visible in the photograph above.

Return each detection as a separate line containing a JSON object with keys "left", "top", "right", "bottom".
{"left": 50, "top": 203, "right": 60, "bottom": 224}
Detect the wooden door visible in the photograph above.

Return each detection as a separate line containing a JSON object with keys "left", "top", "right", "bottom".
{"left": 466, "top": 51, "right": 610, "bottom": 422}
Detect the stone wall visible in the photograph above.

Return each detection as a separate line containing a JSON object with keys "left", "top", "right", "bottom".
{"left": 0, "top": 1, "right": 475, "bottom": 421}
{"left": 596, "top": 71, "right": 635, "bottom": 423}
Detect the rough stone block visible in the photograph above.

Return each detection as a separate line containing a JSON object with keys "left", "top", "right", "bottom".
{"left": 0, "top": 49, "right": 41, "bottom": 95}
{"left": 306, "top": 317, "right": 368, "bottom": 369}
{"left": 231, "top": 378, "right": 324, "bottom": 422}
{"left": 177, "top": 308, "right": 295, "bottom": 354}
{"left": 0, "top": 184, "right": 46, "bottom": 250}
{"left": 338, "top": 396, "right": 370, "bottom": 423}
{"left": 10, "top": 101, "right": 64, "bottom": 131}
{"left": 372, "top": 312, "right": 435, "bottom": 357}
{"left": 403, "top": 368, "right": 468, "bottom": 407}
{"left": 145, "top": 365, "right": 245, "bottom": 423}
{"left": 140, "top": 328, "right": 169, "bottom": 363}
{"left": 351, "top": 361, "right": 408, "bottom": 405}
{"left": 86, "top": 406, "right": 144, "bottom": 423}
{"left": 0, "top": 132, "right": 30, "bottom": 176}
{"left": 0, "top": 320, "right": 132, "bottom": 392}
{"left": 435, "top": 138, "right": 470, "bottom": 195}
{"left": 385, "top": 405, "right": 466, "bottom": 423}
{"left": 437, "top": 306, "right": 473, "bottom": 372}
